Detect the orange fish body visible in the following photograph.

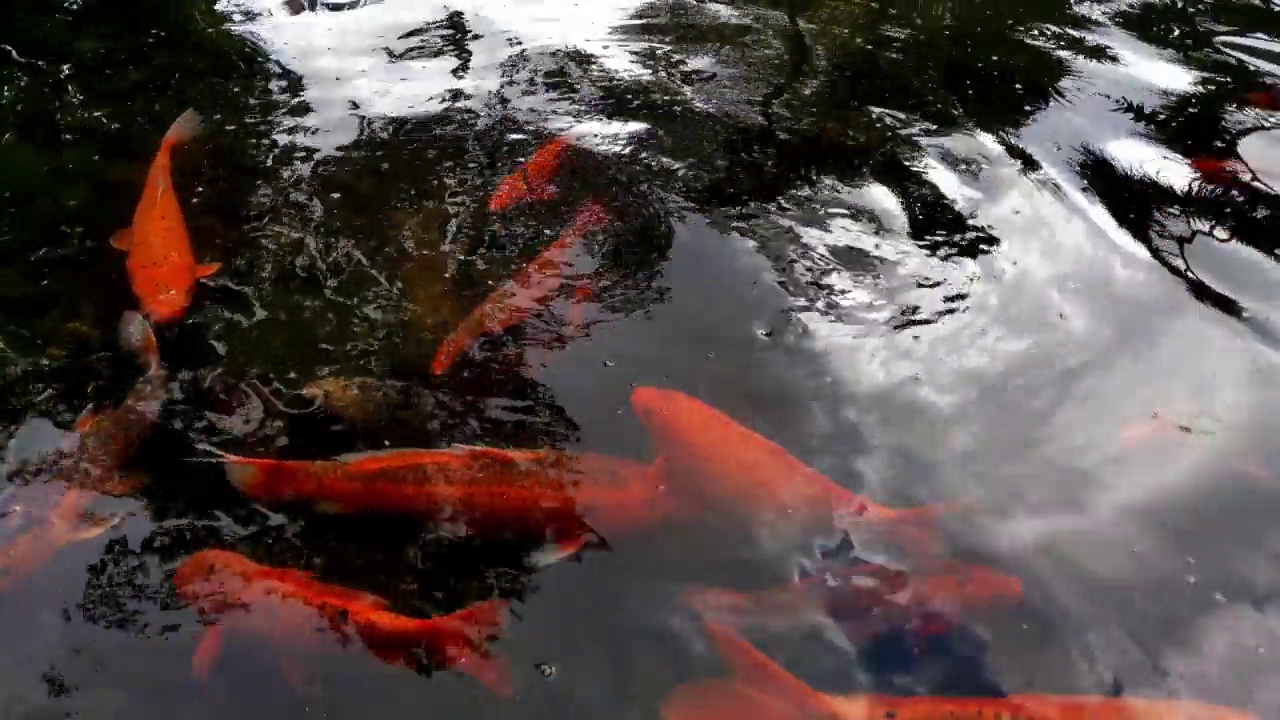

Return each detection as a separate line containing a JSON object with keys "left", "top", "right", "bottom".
{"left": 214, "top": 444, "right": 674, "bottom": 538}
{"left": 431, "top": 200, "right": 610, "bottom": 375}
{"left": 488, "top": 135, "right": 574, "bottom": 213}
{"left": 661, "top": 620, "right": 1258, "bottom": 720}
{"left": 1190, "top": 156, "right": 1248, "bottom": 187}
{"left": 111, "top": 108, "right": 220, "bottom": 324}
{"left": 172, "top": 549, "right": 511, "bottom": 695}
{"left": 629, "top": 387, "right": 949, "bottom": 553}
{"left": 0, "top": 312, "right": 164, "bottom": 592}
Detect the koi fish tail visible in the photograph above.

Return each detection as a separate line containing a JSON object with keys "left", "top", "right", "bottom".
{"left": 161, "top": 108, "right": 204, "bottom": 151}
{"left": 187, "top": 443, "right": 283, "bottom": 496}
{"left": 118, "top": 310, "right": 161, "bottom": 376}
{"left": 430, "top": 331, "right": 470, "bottom": 376}
{"left": 528, "top": 532, "right": 604, "bottom": 569}
{"left": 454, "top": 648, "right": 513, "bottom": 697}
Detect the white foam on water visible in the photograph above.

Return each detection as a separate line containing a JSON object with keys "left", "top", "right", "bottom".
{"left": 216, "top": 0, "right": 659, "bottom": 156}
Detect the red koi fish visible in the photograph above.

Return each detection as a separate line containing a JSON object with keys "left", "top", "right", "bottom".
{"left": 684, "top": 560, "right": 1023, "bottom": 635}
{"left": 488, "top": 135, "right": 574, "bottom": 213}
{"left": 629, "top": 387, "right": 955, "bottom": 555}
{"left": 205, "top": 444, "right": 676, "bottom": 540}
{"left": 110, "top": 107, "right": 220, "bottom": 324}
{"left": 661, "top": 620, "right": 1258, "bottom": 720}
{"left": 172, "top": 549, "right": 511, "bottom": 695}
{"left": 1242, "top": 86, "right": 1280, "bottom": 111}
{"left": 431, "top": 200, "right": 610, "bottom": 375}
{"left": 1191, "top": 156, "right": 1249, "bottom": 187}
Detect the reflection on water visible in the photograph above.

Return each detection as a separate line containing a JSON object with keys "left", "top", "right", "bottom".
{"left": 3, "top": 0, "right": 1280, "bottom": 716}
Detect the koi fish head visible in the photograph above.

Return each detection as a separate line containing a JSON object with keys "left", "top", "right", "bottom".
{"left": 630, "top": 386, "right": 696, "bottom": 451}
{"left": 631, "top": 387, "right": 837, "bottom": 523}
{"left": 172, "top": 549, "right": 253, "bottom": 600}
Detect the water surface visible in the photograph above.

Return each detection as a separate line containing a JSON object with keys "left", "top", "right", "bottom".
{"left": 3, "top": 0, "right": 1280, "bottom": 717}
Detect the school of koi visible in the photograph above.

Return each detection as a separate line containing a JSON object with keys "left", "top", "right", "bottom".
{"left": 0, "top": 109, "right": 1264, "bottom": 719}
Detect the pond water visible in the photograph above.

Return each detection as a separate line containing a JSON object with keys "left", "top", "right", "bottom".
{"left": 2, "top": 0, "right": 1280, "bottom": 717}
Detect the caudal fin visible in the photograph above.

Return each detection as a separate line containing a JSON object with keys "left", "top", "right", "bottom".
{"left": 162, "top": 108, "right": 204, "bottom": 149}
{"left": 455, "top": 650, "right": 513, "bottom": 697}
{"left": 186, "top": 443, "right": 277, "bottom": 496}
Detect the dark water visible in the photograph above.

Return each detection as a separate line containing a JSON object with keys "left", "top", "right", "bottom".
{"left": 3, "top": 0, "right": 1280, "bottom": 716}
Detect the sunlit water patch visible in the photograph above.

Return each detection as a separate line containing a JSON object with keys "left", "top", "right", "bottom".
{"left": 216, "top": 0, "right": 661, "bottom": 156}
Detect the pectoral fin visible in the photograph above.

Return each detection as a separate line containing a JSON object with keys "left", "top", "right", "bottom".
{"left": 109, "top": 228, "right": 134, "bottom": 251}
{"left": 73, "top": 405, "right": 99, "bottom": 432}
{"left": 192, "top": 624, "right": 226, "bottom": 681}
{"left": 701, "top": 622, "right": 838, "bottom": 718}
{"left": 195, "top": 263, "right": 222, "bottom": 279}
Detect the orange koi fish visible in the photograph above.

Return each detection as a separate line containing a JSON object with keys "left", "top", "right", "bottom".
{"left": 172, "top": 549, "right": 511, "bottom": 695}
{"left": 629, "top": 387, "right": 954, "bottom": 555}
{"left": 110, "top": 107, "right": 220, "bottom": 324}
{"left": 684, "top": 560, "right": 1022, "bottom": 634}
{"left": 205, "top": 444, "right": 675, "bottom": 540}
{"left": 431, "top": 200, "right": 610, "bottom": 375}
{"left": 9, "top": 311, "right": 164, "bottom": 495}
{"left": 9, "top": 311, "right": 166, "bottom": 497}
{"left": 0, "top": 311, "right": 165, "bottom": 591}
{"left": 488, "top": 135, "right": 574, "bottom": 213}
{"left": 661, "top": 620, "right": 1258, "bottom": 720}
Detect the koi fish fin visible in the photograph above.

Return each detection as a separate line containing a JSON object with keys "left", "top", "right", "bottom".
{"left": 195, "top": 263, "right": 221, "bottom": 279}
{"left": 454, "top": 650, "right": 513, "bottom": 697}
{"left": 59, "top": 511, "right": 121, "bottom": 543}
{"left": 162, "top": 108, "right": 204, "bottom": 149}
{"left": 73, "top": 405, "right": 99, "bottom": 432}
{"left": 528, "top": 535, "right": 590, "bottom": 569}
{"left": 192, "top": 624, "right": 225, "bottom": 681}
{"left": 430, "top": 333, "right": 467, "bottom": 376}
{"left": 699, "top": 621, "right": 837, "bottom": 718}
{"left": 661, "top": 679, "right": 822, "bottom": 720}
{"left": 109, "top": 227, "right": 134, "bottom": 251}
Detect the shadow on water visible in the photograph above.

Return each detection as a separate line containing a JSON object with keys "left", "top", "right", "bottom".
{"left": 4, "top": 0, "right": 1280, "bottom": 716}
